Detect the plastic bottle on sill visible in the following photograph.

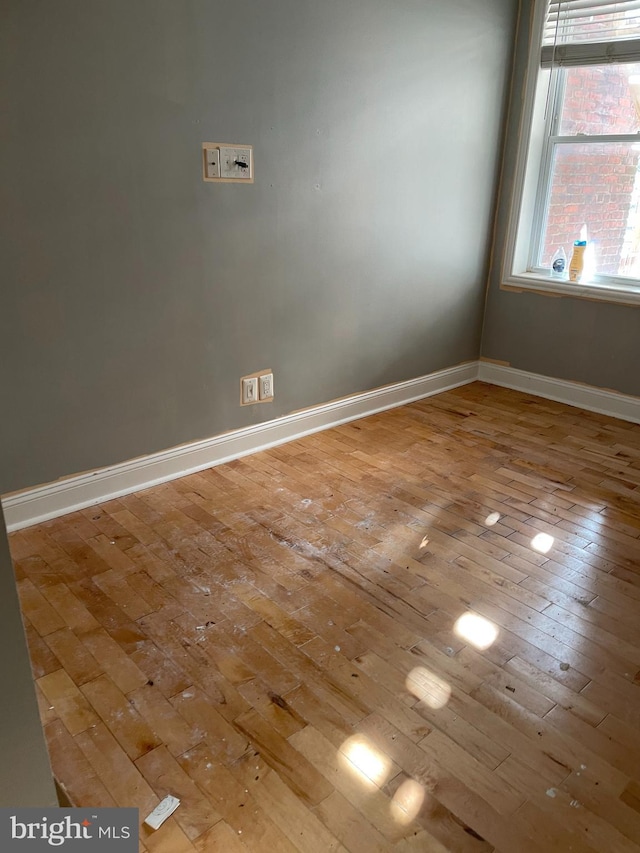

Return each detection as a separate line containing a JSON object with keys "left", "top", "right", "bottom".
{"left": 550, "top": 246, "right": 567, "bottom": 278}
{"left": 569, "top": 240, "right": 587, "bottom": 283}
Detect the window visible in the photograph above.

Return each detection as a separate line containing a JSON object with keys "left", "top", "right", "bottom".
{"left": 504, "top": 0, "right": 640, "bottom": 304}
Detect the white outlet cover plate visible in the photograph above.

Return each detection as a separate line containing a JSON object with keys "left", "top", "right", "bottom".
{"left": 219, "top": 146, "right": 253, "bottom": 180}
{"left": 259, "top": 373, "right": 274, "bottom": 400}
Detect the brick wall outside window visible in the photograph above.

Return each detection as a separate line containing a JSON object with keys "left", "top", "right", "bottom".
{"left": 541, "top": 65, "right": 640, "bottom": 275}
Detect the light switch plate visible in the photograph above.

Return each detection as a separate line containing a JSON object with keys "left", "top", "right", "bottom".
{"left": 241, "top": 377, "right": 258, "bottom": 405}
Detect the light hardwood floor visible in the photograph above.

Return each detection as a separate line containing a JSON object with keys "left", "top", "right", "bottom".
{"left": 9, "top": 382, "right": 640, "bottom": 852}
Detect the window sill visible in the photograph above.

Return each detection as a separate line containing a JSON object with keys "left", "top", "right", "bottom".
{"left": 501, "top": 272, "right": 640, "bottom": 307}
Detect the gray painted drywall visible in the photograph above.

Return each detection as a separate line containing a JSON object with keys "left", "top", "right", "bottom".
{"left": 1, "top": 0, "right": 517, "bottom": 495}
{"left": 481, "top": 1, "right": 640, "bottom": 396}
{"left": 0, "top": 0, "right": 517, "bottom": 806}
{"left": 0, "top": 509, "right": 57, "bottom": 806}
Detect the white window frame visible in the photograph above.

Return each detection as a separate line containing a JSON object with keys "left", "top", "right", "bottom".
{"left": 502, "top": 0, "right": 640, "bottom": 306}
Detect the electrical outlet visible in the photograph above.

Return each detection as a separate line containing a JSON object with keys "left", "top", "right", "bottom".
{"left": 241, "top": 377, "right": 258, "bottom": 405}
{"left": 219, "top": 146, "right": 253, "bottom": 180}
{"left": 259, "top": 373, "right": 274, "bottom": 401}
{"left": 203, "top": 146, "right": 220, "bottom": 179}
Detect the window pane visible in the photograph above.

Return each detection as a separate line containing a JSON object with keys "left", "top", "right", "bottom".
{"left": 540, "top": 141, "right": 640, "bottom": 278}
{"left": 558, "top": 63, "right": 640, "bottom": 136}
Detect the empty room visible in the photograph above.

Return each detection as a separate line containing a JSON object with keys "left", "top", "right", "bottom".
{"left": 2, "top": 1, "right": 640, "bottom": 851}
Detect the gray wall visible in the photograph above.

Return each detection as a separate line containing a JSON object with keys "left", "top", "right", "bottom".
{"left": 0, "top": 0, "right": 517, "bottom": 805}
{"left": 481, "top": 1, "right": 640, "bottom": 396}
{"left": 1, "top": 0, "right": 517, "bottom": 495}
{"left": 0, "top": 511, "right": 57, "bottom": 806}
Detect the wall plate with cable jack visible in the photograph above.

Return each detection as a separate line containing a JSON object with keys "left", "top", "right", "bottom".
{"left": 203, "top": 147, "right": 220, "bottom": 179}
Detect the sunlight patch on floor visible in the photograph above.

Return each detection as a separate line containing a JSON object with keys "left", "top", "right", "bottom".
{"left": 531, "top": 532, "right": 554, "bottom": 554}
{"left": 454, "top": 612, "right": 498, "bottom": 650}
{"left": 390, "top": 779, "right": 425, "bottom": 825}
{"left": 339, "top": 735, "right": 392, "bottom": 789}
{"left": 406, "top": 667, "right": 451, "bottom": 709}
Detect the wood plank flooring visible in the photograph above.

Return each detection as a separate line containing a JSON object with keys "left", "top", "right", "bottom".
{"left": 9, "top": 381, "right": 640, "bottom": 852}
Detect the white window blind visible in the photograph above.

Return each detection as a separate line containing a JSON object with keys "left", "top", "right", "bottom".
{"left": 541, "top": 0, "right": 640, "bottom": 66}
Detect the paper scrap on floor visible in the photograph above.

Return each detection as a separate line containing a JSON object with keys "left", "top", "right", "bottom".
{"left": 144, "top": 795, "right": 181, "bottom": 830}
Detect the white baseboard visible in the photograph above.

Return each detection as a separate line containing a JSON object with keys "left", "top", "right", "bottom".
{"left": 6, "top": 360, "right": 638, "bottom": 532}
{"left": 2, "top": 362, "right": 478, "bottom": 531}
{"left": 478, "top": 362, "right": 640, "bottom": 425}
